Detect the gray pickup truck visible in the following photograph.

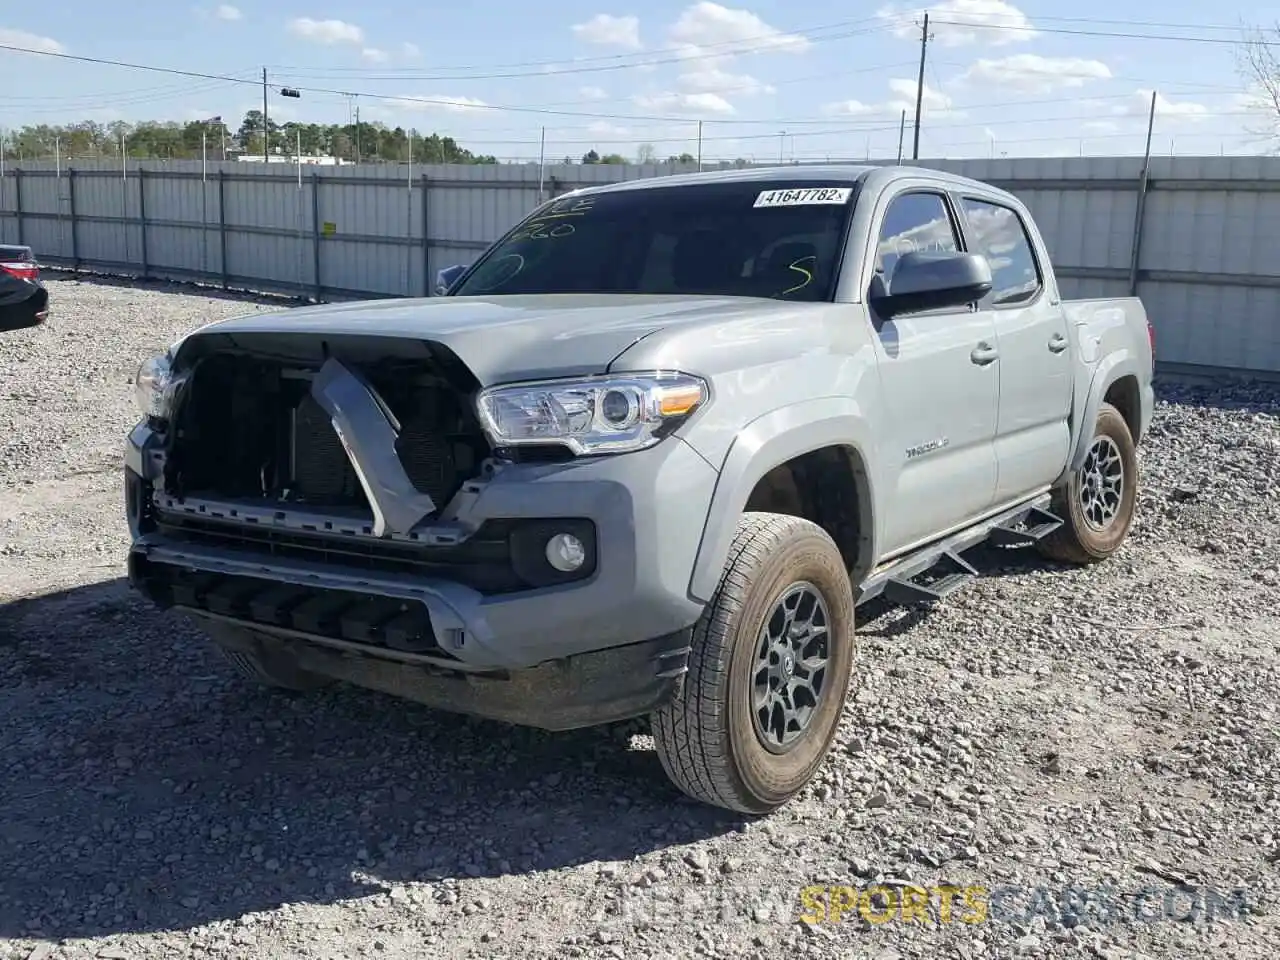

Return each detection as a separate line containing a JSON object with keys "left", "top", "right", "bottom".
{"left": 125, "top": 165, "right": 1154, "bottom": 814}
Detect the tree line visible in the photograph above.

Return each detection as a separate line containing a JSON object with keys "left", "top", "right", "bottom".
{"left": 0, "top": 113, "right": 496, "bottom": 164}
{"left": 0, "top": 111, "right": 709, "bottom": 166}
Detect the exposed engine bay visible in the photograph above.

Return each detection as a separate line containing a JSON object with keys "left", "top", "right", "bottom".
{"left": 161, "top": 350, "right": 492, "bottom": 518}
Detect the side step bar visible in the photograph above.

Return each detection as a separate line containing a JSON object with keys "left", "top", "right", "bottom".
{"left": 856, "top": 496, "right": 1063, "bottom": 607}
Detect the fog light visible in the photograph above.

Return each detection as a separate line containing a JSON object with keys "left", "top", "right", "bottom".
{"left": 545, "top": 532, "right": 586, "bottom": 572}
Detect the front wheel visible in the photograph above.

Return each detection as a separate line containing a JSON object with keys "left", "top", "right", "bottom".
{"left": 651, "top": 513, "right": 856, "bottom": 814}
{"left": 1038, "top": 401, "right": 1139, "bottom": 565}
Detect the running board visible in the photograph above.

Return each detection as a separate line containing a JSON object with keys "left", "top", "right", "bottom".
{"left": 856, "top": 496, "right": 1062, "bottom": 607}
{"left": 987, "top": 505, "right": 1063, "bottom": 546}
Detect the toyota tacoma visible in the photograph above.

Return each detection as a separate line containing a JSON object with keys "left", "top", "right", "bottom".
{"left": 125, "top": 165, "right": 1154, "bottom": 814}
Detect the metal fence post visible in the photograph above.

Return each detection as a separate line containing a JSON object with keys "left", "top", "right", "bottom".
{"left": 1127, "top": 172, "right": 1152, "bottom": 298}
{"left": 67, "top": 167, "right": 79, "bottom": 269}
{"left": 217, "top": 169, "right": 228, "bottom": 290}
{"left": 311, "top": 170, "right": 322, "bottom": 301}
{"left": 13, "top": 168, "right": 22, "bottom": 245}
{"left": 137, "top": 167, "right": 149, "bottom": 280}
{"left": 421, "top": 174, "right": 430, "bottom": 296}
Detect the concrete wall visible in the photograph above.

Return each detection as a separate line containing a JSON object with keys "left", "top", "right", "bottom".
{"left": 2, "top": 155, "right": 1279, "bottom": 373}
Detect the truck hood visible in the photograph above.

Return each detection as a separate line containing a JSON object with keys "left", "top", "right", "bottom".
{"left": 177, "top": 293, "right": 794, "bottom": 385}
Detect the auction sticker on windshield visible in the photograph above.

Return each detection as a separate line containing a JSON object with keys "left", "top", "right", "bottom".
{"left": 753, "top": 187, "right": 852, "bottom": 208}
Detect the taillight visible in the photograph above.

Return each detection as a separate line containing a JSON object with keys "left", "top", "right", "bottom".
{"left": 1, "top": 260, "right": 38, "bottom": 282}
{"left": 1147, "top": 320, "right": 1155, "bottom": 358}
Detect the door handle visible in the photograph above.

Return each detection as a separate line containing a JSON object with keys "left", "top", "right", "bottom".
{"left": 970, "top": 342, "right": 999, "bottom": 365}
{"left": 1048, "top": 333, "right": 1068, "bottom": 353}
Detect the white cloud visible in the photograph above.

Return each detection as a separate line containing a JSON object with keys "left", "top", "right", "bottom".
{"left": 1114, "top": 89, "right": 1208, "bottom": 122}
{"left": 823, "top": 77, "right": 962, "bottom": 119}
{"left": 877, "top": 0, "right": 1034, "bottom": 47}
{"left": 822, "top": 98, "right": 880, "bottom": 117}
{"left": 1081, "top": 120, "right": 1119, "bottom": 133}
{"left": 578, "top": 85, "right": 609, "bottom": 100}
{"left": 401, "top": 42, "right": 420, "bottom": 58}
{"left": 958, "top": 54, "right": 1110, "bottom": 94}
{"left": 633, "top": 90, "right": 735, "bottom": 114}
{"left": 214, "top": 4, "right": 241, "bottom": 20}
{"left": 677, "top": 59, "right": 774, "bottom": 95}
{"left": 588, "top": 121, "right": 632, "bottom": 136}
{"left": 571, "top": 14, "right": 641, "bottom": 49}
{"left": 669, "top": 2, "right": 808, "bottom": 53}
{"left": 387, "top": 94, "right": 488, "bottom": 113}
{"left": 0, "top": 27, "right": 65, "bottom": 53}
{"left": 618, "top": 4, "right": 805, "bottom": 119}
{"left": 287, "top": 17, "right": 363, "bottom": 45}
{"left": 362, "top": 47, "right": 388, "bottom": 62}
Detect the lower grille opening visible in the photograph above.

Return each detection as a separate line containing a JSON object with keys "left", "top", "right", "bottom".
{"left": 148, "top": 513, "right": 598, "bottom": 595}
{"left": 136, "top": 561, "right": 450, "bottom": 658}
{"left": 164, "top": 348, "right": 491, "bottom": 515}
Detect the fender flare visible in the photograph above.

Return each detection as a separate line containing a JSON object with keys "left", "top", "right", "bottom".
{"left": 1057, "top": 350, "right": 1141, "bottom": 486}
{"left": 687, "top": 397, "right": 877, "bottom": 603}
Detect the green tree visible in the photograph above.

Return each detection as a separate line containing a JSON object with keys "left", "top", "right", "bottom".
{"left": 0, "top": 110, "right": 499, "bottom": 164}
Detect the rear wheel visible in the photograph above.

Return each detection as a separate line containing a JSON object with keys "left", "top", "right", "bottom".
{"left": 1038, "top": 401, "right": 1139, "bottom": 564}
{"left": 651, "top": 513, "right": 856, "bottom": 814}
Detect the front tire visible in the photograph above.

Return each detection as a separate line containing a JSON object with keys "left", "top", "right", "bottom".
{"left": 1038, "top": 401, "right": 1139, "bottom": 565}
{"left": 651, "top": 513, "right": 856, "bottom": 814}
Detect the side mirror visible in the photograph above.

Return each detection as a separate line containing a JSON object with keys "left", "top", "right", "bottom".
{"left": 871, "top": 251, "right": 992, "bottom": 317}
{"left": 434, "top": 264, "right": 468, "bottom": 296}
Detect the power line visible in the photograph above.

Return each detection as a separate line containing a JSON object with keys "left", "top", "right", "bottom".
{"left": 1016, "top": 14, "right": 1264, "bottom": 34}
{"left": 268, "top": 23, "right": 900, "bottom": 84}
{"left": 0, "top": 39, "right": 884, "bottom": 125}
{"left": 0, "top": 27, "right": 1268, "bottom": 136}
{"left": 390, "top": 105, "right": 1268, "bottom": 150}
{"left": 501, "top": 61, "right": 921, "bottom": 113}
{"left": 265, "top": 14, "right": 899, "bottom": 79}
{"left": 931, "top": 19, "right": 1280, "bottom": 48}
{"left": 1, "top": 74, "right": 255, "bottom": 104}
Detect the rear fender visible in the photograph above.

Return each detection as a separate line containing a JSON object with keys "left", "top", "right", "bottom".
{"left": 1057, "top": 350, "right": 1142, "bottom": 486}
{"left": 688, "top": 397, "right": 877, "bottom": 602}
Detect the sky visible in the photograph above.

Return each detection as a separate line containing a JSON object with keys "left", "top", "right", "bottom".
{"left": 1, "top": 0, "right": 1279, "bottom": 162}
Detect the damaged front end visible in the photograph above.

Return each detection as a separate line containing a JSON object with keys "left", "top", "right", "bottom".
{"left": 124, "top": 325, "right": 715, "bottom": 729}
{"left": 125, "top": 332, "right": 600, "bottom": 672}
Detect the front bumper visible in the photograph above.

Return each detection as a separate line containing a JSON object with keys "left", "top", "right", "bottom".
{"left": 191, "top": 611, "right": 691, "bottom": 731}
{"left": 125, "top": 421, "right": 717, "bottom": 673}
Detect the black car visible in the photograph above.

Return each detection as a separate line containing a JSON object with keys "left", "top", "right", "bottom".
{"left": 0, "top": 244, "right": 49, "bottom": 332}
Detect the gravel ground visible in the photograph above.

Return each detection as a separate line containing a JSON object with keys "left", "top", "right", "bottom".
{"left": 1, "top": 275, "right": 1278, "bottom": 960}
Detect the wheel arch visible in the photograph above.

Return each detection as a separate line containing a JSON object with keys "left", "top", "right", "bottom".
{"left": 1058, "top": 352, "right": 1144, "bottom": 488}
{"left": 688, "top": 398, "right": 878, "bottom": 603}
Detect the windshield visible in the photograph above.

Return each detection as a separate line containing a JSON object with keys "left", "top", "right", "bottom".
{"left": 451, "top": 179, "right": 858, "bottom": 302}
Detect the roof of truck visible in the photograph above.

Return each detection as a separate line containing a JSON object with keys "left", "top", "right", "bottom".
{"left": 569, "top": 163, "right": 1009, "bottom": 199}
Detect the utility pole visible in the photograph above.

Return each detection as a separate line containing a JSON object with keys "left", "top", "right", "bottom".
{"left": 262, "top": 67, "right": 269, "bottom": 162}
{"left": 911, "top": 11, "right": 930, "bottom": 161}
{"left": 354, "top": 104, "right": 361, "bottom": 164}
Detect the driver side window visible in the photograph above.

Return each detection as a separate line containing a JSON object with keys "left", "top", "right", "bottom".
{"left": 875, "top": 192, "right": 960, "bottom": 283}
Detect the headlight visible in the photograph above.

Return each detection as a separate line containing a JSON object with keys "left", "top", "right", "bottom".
{"left": 135, "top": 353, "right": 177, "bottom": 420}
{"left": 475, "top": 371, "right": 708, "bottom": 455}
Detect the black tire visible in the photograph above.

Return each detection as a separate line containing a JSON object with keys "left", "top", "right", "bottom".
{"left": 1038, "top": 401, "right": 1139, "bottom": 565}
{"left": 651, "top": 512, "right": 856, "bottom": 814}
{"left": 202, "top": 622, "right": 332, "bottom": 692}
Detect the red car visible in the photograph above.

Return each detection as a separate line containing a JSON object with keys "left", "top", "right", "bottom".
{"left": 1, "top": 244, "right": 49, "bottom": 332}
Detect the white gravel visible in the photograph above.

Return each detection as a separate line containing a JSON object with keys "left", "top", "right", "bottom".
{"left": 2, "top": 275, "right": 1278, "bottom": 960}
